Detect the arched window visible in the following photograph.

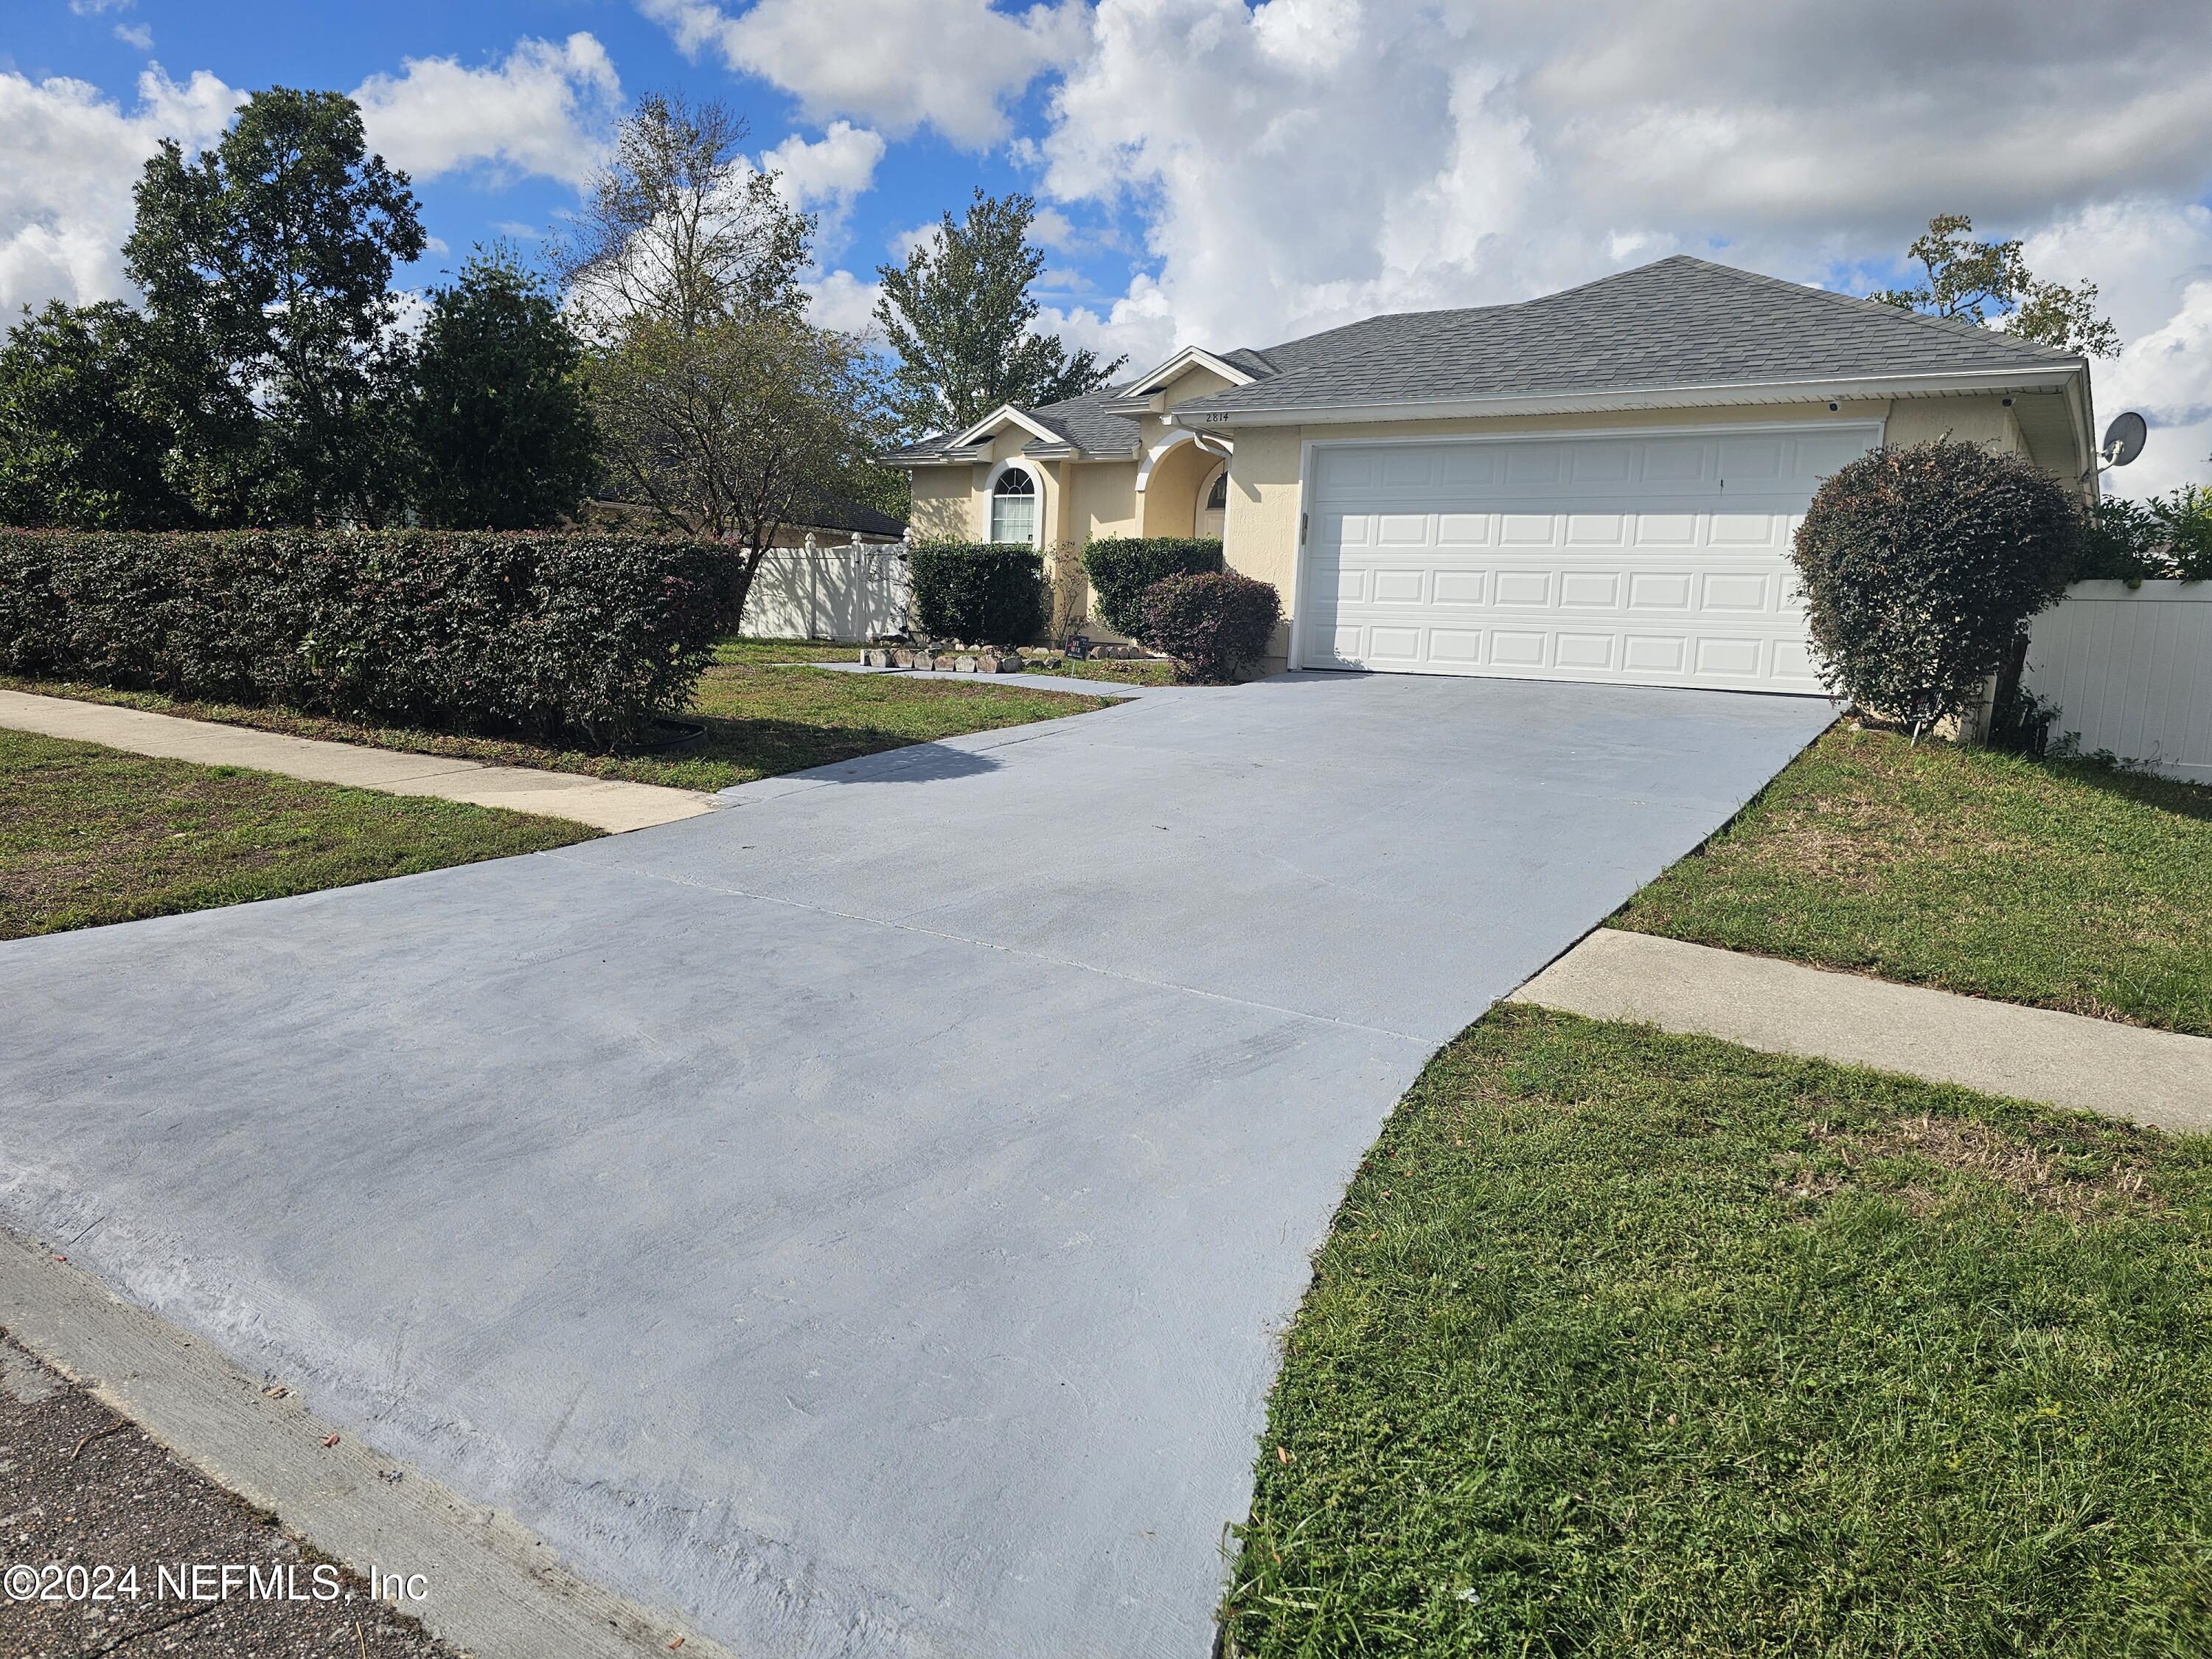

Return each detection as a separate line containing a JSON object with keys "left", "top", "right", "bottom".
{"left": 990, "top": 466, "right": 1037, "bottom": 545}
{"left": 1197, "top": 462, "right": 1228, "bottom": 538}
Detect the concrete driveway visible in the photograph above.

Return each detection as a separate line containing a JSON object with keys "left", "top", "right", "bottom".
{"left": 0, "top": 671, "right": 1831, "bottom": 1658}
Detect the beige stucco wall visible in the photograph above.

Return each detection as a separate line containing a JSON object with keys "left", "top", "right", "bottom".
{"left": 907, "top": 469, "right": 971, "bottom": 542}
{"left": 910, "top": 389, "right": 2084, "bottom": 667}
{"left": 1157, "top": 365, "right": 1238, "bottom": 409}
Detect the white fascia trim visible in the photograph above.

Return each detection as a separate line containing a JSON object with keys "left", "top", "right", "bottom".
{"left": 947, "top": 403, "right": 1065, "bottom": 448}
{"left": 1124, "top": 345, "right": 1258, "bottom": 397}
{"left": 1166, "top": 366, "right": 2085, "bottom": 428}
{"left": 1135, "top": 428, "right": 1200, "bottom": 494}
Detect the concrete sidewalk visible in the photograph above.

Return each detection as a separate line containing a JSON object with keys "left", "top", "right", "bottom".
{"left": 0, "top": 688, "right": 717, "bottom": 834}
{"left": 1512, "top": 928, "right": 2212, "bottom": 1134}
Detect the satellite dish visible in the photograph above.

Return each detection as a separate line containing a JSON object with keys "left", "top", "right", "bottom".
{"left": 2101, "top": 411, "right": 2147, "bottom": 467}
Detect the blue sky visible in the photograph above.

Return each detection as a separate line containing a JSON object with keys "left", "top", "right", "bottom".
{"left": 4, "top": 1, "right": 2209, "bottom": 493}
{"left": 1, "top": 0, "right": 1097, "bottom": 308}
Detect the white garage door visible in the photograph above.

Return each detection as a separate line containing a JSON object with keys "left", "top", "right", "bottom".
{"left": 1299, "top": 426, "right": 1879, "bottom": 692}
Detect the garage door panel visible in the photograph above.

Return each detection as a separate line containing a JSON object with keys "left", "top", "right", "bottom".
{"left": 1433, "top": 570, "right": 1488, "bottom": 605}
{"left": 1559, "top": 571, "right": 1621, "bottom": 608}
{"left": 1301, "top": 428, "right": 1875, "bottom": 692}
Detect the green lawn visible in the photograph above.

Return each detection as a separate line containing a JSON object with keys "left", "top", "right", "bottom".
{"left": 2, "top": 641, "right": 1110, "bottom": 794}
{"left": 1023, "top": 656, "right": 1180, "bottom": 686}
{"left": 715, "top": 636, "right": 1181, "bottom": 686}
{"left": 1614, "top": 727, "right": 2212, "bottom": 1035}
{"left": 1227, "top": 1006, "right": 2212, "bottom": 1658}
{"left": 0, "top": 728, "right": 597, "bottom": 939}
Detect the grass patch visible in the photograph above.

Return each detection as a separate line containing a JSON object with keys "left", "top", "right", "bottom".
{"left": 2, "top": 639, "right": 1109, "bottom": 794}
{"left": 1613, "top": 726, "right": 2212, "bottom": 1034}
{"left": 1023, "top": 656, "right": 1181, "bottom": 686}
{"left": 0, "top": 728, "right": 596, "bottom": 939}
{"left": 1227, "top": 1005, "right": 2212, "bottom": 1658}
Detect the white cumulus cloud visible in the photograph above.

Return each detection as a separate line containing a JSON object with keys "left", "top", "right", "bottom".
{"left": 1027, "top": 0, "right": 2212, "bottom": 491}
{"left": 350, "top": 34, "right": 622, "bottom": 189}
{"left": 0, "top": 65, "right": 237, "bottom": 316}
{"left": 805, "top": 267, "right": 883, "bottom": 335}
{"left": 637, "top": 0, "right": 1089, "bottom": 147}
{"left": 761, "top": 121, "right": 886, "bottom": 214}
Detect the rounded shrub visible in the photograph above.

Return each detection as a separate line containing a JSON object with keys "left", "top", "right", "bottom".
{"left": 1082, "top": 536, "right": 1222, "bottom": 636}
{"left": 1138, "top": 571, "right": 1281, "bottom": 684}
{"left": 1792, "top": 440, "right": 2081, "bottom": 726}
{"left": 908, "top": 541, "right": 1044, "bottom": 646}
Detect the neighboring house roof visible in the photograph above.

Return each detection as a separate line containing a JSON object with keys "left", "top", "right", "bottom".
{"left": 886, "top": 254, "right": 2085, "bottom": 465}
{"left": 792, "top": 493, "right": 908, "bottom": 538}
{"left": 585, "top": 493, "right": 907, "bottom": 538}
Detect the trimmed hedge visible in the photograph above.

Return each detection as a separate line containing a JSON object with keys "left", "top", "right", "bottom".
{"left": 909, "top": 541, "right": 1044, "bottom": 645}
{"left": 1792, "top": 440, "right": 2079, "bottom": 727}
{"left": 1138, "top": 571, "right": 1281, "bottom": 684}
{"left": 0, "top": 528, "right": 738, "bottom": 747}
{"left": 1082, "top": 536, "right": 1222, "bottom": 636}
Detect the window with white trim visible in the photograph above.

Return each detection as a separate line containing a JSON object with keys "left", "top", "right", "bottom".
{"left": 990, "top": 467, "right": 1037, "bottom": 545}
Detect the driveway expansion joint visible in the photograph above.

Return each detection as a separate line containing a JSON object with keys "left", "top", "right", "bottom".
{"left": 541, "top": 847, "right": 1439, "bottom": 1046}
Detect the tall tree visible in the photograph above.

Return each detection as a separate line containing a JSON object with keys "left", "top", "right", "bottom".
{"left": 1871, "top": 213, "right": 2118, "bottom": 357}
{"left": 591, "top": 308, "right": 888, "bottom": 549}
{"left": 411, "top": 248, "right": 598, "bottom": 529}
{"left": 874, "top": 189, "right": 1124, "bottom": 437}
{"left": 125, "top": 86, "right": 425, "bottom": 525}
{"left": 554, "top": 93, "right": 810, "bottom": 339}
{"left": 0, "top": 301, "right": 195, "bottom": 529}
{"left": 572, "top": 95, "right": 891, "bottom": 629}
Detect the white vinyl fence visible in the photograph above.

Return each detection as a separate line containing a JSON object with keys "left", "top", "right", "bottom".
{"left": 2023, "top": 580, "right": 2212, "bottom": 782}
{"left": 742, "top": 537, "right": 911, "bottom": 643}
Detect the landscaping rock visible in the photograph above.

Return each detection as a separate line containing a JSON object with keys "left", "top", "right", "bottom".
{"left": 953, "top": 655, "right": 980, "bottom": 673}
{"left": 891, "top": 648, "right": 917, "bottom": 668}
{"left": 913, "top": 650, "right": 937, "bottom": 671}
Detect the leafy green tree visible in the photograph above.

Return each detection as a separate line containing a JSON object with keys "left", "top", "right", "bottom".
{"left": 411, "top": 249, "right": 598, "bottom": 529}
{"left": 1871, "top": 213, "right": 2118, "bottom": 357}
{"left": 874, "top": 189, "right": 1124, "bottom": 437}
{"left": 590, "top": 307, "right": 891, "bottom": 597}
{"left": 125, "top": 86, "right": 426, "bottom": 525}
{"left": 0, "top": 301, "right": 195, "bottom": 529}
{"left": 555, "top": 94, "right": 810, "bottom": 340}
{"left": 571, "top": 95, "right": 893, "bottom": 629}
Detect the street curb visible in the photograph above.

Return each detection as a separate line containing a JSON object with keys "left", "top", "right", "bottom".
{"left": 0, "top": 1224, "right": 734, "bottom": 1659}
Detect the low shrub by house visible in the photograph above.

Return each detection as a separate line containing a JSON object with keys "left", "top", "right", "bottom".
{"left": 0, "top": 528, "right": 737, "bottom": 748}
{"left": 1138, "top": 571, "right": 1281, "bottom": 683}
{"left": 908, "top": 540, "right": 1044, "bottom": 645}
{"left": 1082, "top": 536, "right": 1222, "bottom": 636}
{"left": 1792, "top": 440, "right": 2079, "bottom": 728}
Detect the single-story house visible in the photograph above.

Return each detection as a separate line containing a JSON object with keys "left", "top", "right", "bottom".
{"left": 888, "top": 255, "right": 2096, "bottom": 691}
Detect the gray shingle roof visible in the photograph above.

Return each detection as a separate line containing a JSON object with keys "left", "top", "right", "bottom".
{"left": 883, "top": 385, "right": 1140, "bottom": 462}
{"left": 886, "top": 255, "right": 2079, "bottom": 463}
{"left": 1019, "top": 386, "right": 1139, "bottom": 455}
{"left": 1178, "top": 256, "right": 2080, "bottom": 419}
